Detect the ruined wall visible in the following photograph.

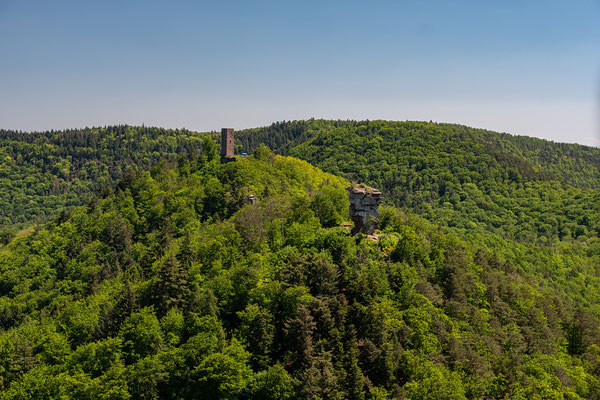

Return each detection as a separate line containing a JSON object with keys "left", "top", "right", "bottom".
{"left": 348, "top": 185, "right": 382, "bottom": 235}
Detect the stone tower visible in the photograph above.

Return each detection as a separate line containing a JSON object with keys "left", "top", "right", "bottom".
{"left": 220, "top": 128, "right": 234, "bottom": 160}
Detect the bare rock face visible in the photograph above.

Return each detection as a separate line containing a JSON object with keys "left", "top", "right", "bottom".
{"left": 348, "top": 185, "right": 383, "bottom": 235}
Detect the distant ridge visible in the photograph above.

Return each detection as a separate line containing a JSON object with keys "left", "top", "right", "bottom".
{"left": 1, "top": 120, "right": 598, "bottom": 245}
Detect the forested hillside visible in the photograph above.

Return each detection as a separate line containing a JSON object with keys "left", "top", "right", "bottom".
{"left": 236, "top": 120, "right": 600, "bottom": 246}
{"left": 0, "top": 126, "right": 211, "bottom": 228}
{"left": 1, "top": 143, "right": 599, "bottom": 399}
{"left": 4, "top": 120, "right": 597, "bottom": 247}
{"left": 1, "top": 121, "right": 599, "bottom": 399}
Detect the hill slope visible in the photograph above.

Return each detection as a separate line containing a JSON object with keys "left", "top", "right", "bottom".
{"left": 1, "top": 148, "right": 599, "bottom": 399}
{"left": 3, "top": 121, "right": 597, "bottom": 246}
{"left": 236, "top": 120, "right": 600, "bottom": 245}
{"left": 0, "top": 126, "right": 211, "bottom": 228}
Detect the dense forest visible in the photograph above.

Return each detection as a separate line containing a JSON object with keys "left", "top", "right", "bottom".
{"left": 0, "top": 126, "right": 209, "bottom": 228}
{"left": 235, "top": 120, "right": 600, "bottom": 324}
{"left": 0, "top": 121, "right": 599, "bottom": 398}
{"left": 235, "top": 120, "right": 600, "bottom": 246}
{"left": 1, "top": 143, "right": 599, "bottom": 399}
{"left": 4, "top": 121, "right": 598, "bottom": 245}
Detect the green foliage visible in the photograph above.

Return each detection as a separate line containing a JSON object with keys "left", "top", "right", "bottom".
{"left": 311, "top": 188, "right": 348, "bottom": 228}
{"left": 119, "top": 308, "right": 163, "bottom": 363}
{"left": 248, "top": 364, "right": 296, "bottom": 400}
{"left": 0, "top": 132, "right": 599, "bottom": 399}
{"left": 237, "top": 120, "right": 600, "bottom": 246}
{"left": 0, "top": 125, "right": 211, "bottom": 227}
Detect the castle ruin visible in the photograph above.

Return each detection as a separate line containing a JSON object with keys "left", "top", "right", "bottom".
{"left": 221, "top": 128, "right": 234, "bottom": 161}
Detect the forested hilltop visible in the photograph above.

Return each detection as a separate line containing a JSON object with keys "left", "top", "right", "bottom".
{"left": 0, "top": 126, "right": 210, "bottom": 228}
{"left": 235, "top": 120, "right": 600, "bottom": 321}
{"left": 236, "top": 120, "right": 599, "bottom": 246}
{"left": 3, "top": 120, "right": 598, "bottom": 246}
{"left": 1, "top": 144, "right": 599, "bottom": 399}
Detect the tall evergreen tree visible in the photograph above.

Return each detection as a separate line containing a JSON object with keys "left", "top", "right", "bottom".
{"left": 156, "top": 252, "right": 188, "bottom": 317}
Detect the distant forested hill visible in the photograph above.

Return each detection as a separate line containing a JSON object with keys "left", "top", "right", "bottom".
{"left": 235, "top": 120, "right": 600, "bottom": 245}
{"left": 0, "top": 126, "right": 215, "bottom": 228}
{"left": 236, "top": 120, "right": 600, "bottom": 189}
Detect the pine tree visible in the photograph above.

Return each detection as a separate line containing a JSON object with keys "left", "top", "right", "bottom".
{"left": 156, "top": 252, "right": 188, "bottom": 317}
{"left": 284, "top": 306, "right": 316, "bottom": 369}
{"left": 344, "top": 332, "right": 366, "bottom": 400}
{"left": 177, "top": 231, "right": 193, "bottom": 270}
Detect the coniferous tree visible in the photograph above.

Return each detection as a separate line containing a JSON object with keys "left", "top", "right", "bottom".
{"left": 156, "top": 252, "right": 188, "bottom": 317}
{"left": 284, "top": 306, "right": 316, "bottom": 369}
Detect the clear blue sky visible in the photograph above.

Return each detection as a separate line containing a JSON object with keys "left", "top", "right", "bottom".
{"left": 1, "top": 0, "right": 599, "bottom": 146}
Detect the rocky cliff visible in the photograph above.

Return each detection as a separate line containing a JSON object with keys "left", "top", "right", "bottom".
{"left": 348, "top": 185, "right": 382, "bottom": 234}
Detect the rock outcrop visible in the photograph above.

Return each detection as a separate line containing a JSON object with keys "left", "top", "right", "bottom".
{"left": 348, "top": 185, "right": 382, "bottom": 235}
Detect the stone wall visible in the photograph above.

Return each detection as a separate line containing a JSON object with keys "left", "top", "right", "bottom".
{"left": 348, "top": 185, "right": 382, "bottom": 235}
